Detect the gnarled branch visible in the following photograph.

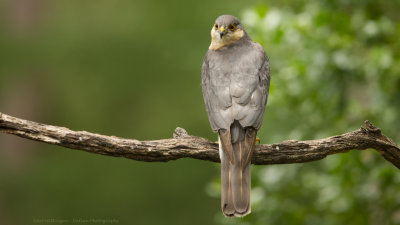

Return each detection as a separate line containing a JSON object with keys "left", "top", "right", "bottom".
{"left": 0, "top": 112, "right": 399, "bottom": 168}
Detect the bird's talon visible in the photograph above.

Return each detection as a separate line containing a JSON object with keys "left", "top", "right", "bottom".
{"left": 255, "top": 137, "right": 260, "bottom": 144}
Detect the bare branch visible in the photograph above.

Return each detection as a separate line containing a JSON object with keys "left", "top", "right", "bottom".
{"left": 0, "top": 112, "right": 399, "bottom": 168}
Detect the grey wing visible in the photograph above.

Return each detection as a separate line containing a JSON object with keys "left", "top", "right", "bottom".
{"left": 202, "top": 51, "right": 222, "bottom": 131}
{"left": 238, "top": 43, "right": 270, "bottom": 130}
{"left": 252, "top": 45, "right": 270, "bottom": 130}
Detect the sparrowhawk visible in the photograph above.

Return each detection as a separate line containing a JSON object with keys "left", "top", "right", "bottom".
{"left": 201, "top": 15, "right": 270, "bottom": 217}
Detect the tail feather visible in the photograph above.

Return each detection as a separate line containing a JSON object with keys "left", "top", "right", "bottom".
{"left": 230, "top": 140, "right": 250, "bottom": 214}
{"left": 219, "top": 121, "right": 256, "bottom": 217}
{"left": 220, "top": 139, "right": 235, "bottom": 216}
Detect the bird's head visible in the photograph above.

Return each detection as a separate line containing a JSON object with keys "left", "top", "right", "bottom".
{"left": 209, "top": 15, "right": 246, "bottom": 50}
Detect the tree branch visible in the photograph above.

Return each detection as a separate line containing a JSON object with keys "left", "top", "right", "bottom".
{"left": 0, "top": 112, "right": 399, "bottom": 168}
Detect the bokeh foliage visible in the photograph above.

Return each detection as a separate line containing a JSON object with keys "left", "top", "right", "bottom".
{"left": 0, "top": 0, "right": 399, "bottom": 225}
{"left": 210, "top": 1, "right": 400, "bottom": 224}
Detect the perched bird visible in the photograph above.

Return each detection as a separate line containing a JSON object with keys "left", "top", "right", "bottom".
{"left": 201, "top": 15, "right": 270, "bottom": 217}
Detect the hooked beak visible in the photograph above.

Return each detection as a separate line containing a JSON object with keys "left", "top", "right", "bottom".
{"left": 219, "top": 26, "right": 226, "bottom": 38}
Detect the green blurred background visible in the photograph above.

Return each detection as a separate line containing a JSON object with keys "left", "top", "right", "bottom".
{"left": 0, "top": 0, "right": 399, "bottom": 224}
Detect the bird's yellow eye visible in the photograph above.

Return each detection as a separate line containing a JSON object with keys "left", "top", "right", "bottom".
{"left": 229, "top": 24, "right": 236, "bottom": 31}
{"left": 214, "top": 24, "right": 219, "bottom": 29}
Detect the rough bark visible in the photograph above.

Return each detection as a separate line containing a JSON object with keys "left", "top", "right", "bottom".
{"left": 0, "top": 112, "right": 399, "bottom": 168}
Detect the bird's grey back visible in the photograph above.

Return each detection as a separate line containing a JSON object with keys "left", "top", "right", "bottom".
{"left": 202, "top": 38, "right": 270, "bottom": 131}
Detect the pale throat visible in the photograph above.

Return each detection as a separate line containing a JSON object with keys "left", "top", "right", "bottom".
{"left": 209, "top": 29, "right": 244, "bottom": 50}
